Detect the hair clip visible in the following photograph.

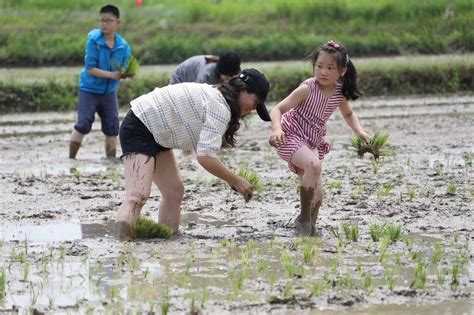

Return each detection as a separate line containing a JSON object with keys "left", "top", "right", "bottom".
{"left": 327, "top": 40, "right": 340, "bottom": 49}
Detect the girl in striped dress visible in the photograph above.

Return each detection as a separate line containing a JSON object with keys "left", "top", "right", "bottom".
{"left": 269, "top": 40, "right": 369, "bottom": 236}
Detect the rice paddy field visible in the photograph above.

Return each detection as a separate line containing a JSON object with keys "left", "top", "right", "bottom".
{"left": 0, "top": 92, "right": 472, "bottom": 314}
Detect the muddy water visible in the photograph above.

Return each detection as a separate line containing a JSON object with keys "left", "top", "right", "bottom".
{"left": 0, "top": 95, "right": 473, "bottom": 314}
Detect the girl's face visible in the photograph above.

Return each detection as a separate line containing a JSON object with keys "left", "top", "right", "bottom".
{"left": 313, "top": 51, "right": 346, "bottom": 87}
{"left": 239, "top": 90, "right": 260, "bottom": 116}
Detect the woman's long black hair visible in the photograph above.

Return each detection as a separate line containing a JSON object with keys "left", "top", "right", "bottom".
{"left": 216, "top": 77, "right": 249, "bottom": 146}
{"left": 309, "top": 40, "right": 362, "bottom": 100}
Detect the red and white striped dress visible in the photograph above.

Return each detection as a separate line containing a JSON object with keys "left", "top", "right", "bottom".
{"left": 276, "top": 77, "right": 344, "bottom": 173}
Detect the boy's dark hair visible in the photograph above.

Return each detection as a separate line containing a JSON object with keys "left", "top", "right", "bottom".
{"left": 310, "top": 40, "right": 362, "bottom": 100}
{"left": 100, "top": 4, "right": 120, "bottom": 19}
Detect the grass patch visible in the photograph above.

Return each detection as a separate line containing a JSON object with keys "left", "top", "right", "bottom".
{"left": 130, "top": 217, "right": 173, "bottom": 240}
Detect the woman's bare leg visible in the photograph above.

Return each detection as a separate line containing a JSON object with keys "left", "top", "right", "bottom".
{"left": 291, "top": 145, "right": 323, "bottom": 236}
{"left": 115, "top": 154, "right": 155, "bottom": 239}
{"left": 152, "top": 150, "right": 184, "bottom": 233}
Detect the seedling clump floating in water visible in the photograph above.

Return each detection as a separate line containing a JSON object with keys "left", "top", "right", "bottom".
{"left": 349, "top": 131, "right": 392, "bottom": 160}
{"left": 130, "top": 217, "right": 173, "bottom": 239}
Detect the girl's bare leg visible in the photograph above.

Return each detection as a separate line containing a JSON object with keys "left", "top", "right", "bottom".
{"left": 115, "top": 154, "right": 155, "bottom": 239}
{"left": 152, "top": 150, "right": 184, "bottom": 233}
{"left": 291, "top": 145, "right": 323, "bottom": 236}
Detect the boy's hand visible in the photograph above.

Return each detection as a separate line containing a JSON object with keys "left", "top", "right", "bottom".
{"left": 110, "top": 71, "right": 123, "bottom": 80}
{"left": 269, "top": 130, "right": 285, "bottom": 147}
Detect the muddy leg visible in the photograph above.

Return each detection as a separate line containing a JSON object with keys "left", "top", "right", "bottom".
{"left": 69, "top": 141, "right": 81, "bottom": 159}
{"left": 69, "top": 130, "right": 84, "bottom": 159}
{"left": 115, "top": 154, "right": 155, "bottom": 240}
{"left": 310, "top": 176, "right": 323, "bottom": 235}
{"left": 114, "top": 221, "right": 132, "bottom": 240}
{"left": 295, "top": 186, "right": 314, "bottom": 236}
{"left": 105, "top": 136, "right": 117, "bottom": 158}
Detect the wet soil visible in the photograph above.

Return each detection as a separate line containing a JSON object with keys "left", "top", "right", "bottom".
{"left": 0, "top": 95, "right": 472, "bottom": 314}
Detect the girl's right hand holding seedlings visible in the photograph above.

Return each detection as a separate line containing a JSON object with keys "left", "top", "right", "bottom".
{"left": 269, "top": 130, "right": 285, "bottom": 147}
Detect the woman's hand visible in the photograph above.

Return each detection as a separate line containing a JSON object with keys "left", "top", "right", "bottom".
{"left": 230, "top": 177, "right": 253, "bottom": 202}
{"left": 359, "top": 130, "right": 370, "bottom": 142}
{"left": 269, "top": 130, "right": 285, "bottom": 147}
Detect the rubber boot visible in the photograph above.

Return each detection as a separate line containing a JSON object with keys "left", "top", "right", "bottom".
{"left": 69, "top": 141, "right": 81, "bottom": 159}
{"left": 114, "top": 221, "right": 132, "bottom": 241}
{"left": 295, "top": 186, "right": 314, "bottom": 236}
{"left": 105, "top": 136, "right": 117, "bottom": 158}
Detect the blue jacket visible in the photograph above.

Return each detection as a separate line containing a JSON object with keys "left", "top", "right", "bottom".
{"left": 79, "top": 29, "right": 131, "bottom": 95}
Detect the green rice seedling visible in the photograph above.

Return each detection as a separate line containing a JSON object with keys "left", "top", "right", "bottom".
{"left": 257, "top": 260, "right": 270, "bottom": 274}
{"left": 113, "top": 55, "right": 140, "bottom": 78}
{"left": 431, "top": 242, "right": 443, "bottom": 265}
{"left": 433, "top": 163, "right": 443, "bottom": 176}
{"left": 446, "top": 180, "right": 457, "bottom": 195}
{"left": 404, "top": 236, "right": 414, "bottom": 251}
{"left": 369, "top": 223, "right": 385, "bottom": 242}
{"left": 411, "top": 251, "right": 422, "bottom": 262}
{"left": 437, "top": 268, "right": 446, "bottom": 285}
{"left": 283, "top": 282, "right": 294, "bottom": 299}
{"left": 73, "top": 169, "right": 82, "bottom": 180}
{"left": 349, "top": 131, "right": 392, "bottom": 161}
{"left": 130, "top": 217, "right": 173, "bottom": 239}
{"left": 450, "top": 263, "right": 460, "bottom": 290}
{"left": 349, "top": 181, "right": 365, "bottom": 199}
{"left": 230, "top": 268, "right": 247, "bottom": 293}
{"left": 406, "top": 186, "right": 416, "bottom": 201}
{"left": 330, "top": 226, "right": 343, "bottom": 242}
{"left": 375, "top": 181, "right": 394, "bottom": 199}
{"left": 371, "top": 159, "right": 378, "bottom": 175}
{"left": 393, "top": 252, "right": 402, "bottom": 266}
{"left": 411, "top": 260, "right": 427, "bottom": 289}
{"left": 200, "top": 286, "right": 209, "bottom": 307}
{"left": 23, "top": 262, "right": 30, "bottom": 281}
{"left": 342, "top": 221, "right": 359, "bottom": 242}
{"left": 237, "top": 168, "right": 262, "bottom": 194}
{"left": 384, "top": 268, "right": 395, "bottom": 291}
{"left": 385, "top": 224, "right": 402, "bottom": 243}
{"left": 0, "top": 269, "right": 5, "bottom": 300}
{"left": 302, "top": 242, "right": 318, "bottom": 265}
{"left": 281, "top": 252, "right": 304, "bottom": 278}
{"left": 311, "top": 281, "right": 327, "bottom": 297}
{"left": 161, "top": 289, "right": 171, "bottom": 315}
{"left": 328, "top": 181, "right": 342, "bottom": 190}
{"left": 363, "top": 271, "right": 373, "bottom": 294}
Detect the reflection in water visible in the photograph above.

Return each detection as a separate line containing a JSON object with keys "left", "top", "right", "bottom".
{"left": 0, "top": 221, "right": 113, "bottom": 242}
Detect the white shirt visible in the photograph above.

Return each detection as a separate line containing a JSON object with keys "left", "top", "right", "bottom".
{"left": 130, "top": 83, "right": 231, "bottom": 157}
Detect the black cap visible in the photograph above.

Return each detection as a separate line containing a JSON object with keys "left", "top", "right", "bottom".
{"left": 239, "top": 68, "right": 271, "bottom": 121}
{"left": 216, "top": 51, "right": 241, "bottom": 76}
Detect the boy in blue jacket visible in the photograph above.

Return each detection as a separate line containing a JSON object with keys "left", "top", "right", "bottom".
{"left": 69, "top": 4, "right": 131, "bottom": 159}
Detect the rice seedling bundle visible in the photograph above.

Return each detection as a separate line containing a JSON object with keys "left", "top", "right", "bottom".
{"left": 112, "top": 55, "right": 140, "bottom": 78}
{"left": 350, "top": 131, "right": 392, "bottom": 160}
{"left": 130, "top": 217, "right": 173, "bottom": 239}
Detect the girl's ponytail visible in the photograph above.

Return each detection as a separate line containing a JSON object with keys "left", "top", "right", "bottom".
{"left": 342, "top": 59, "right": 362, "bottom": 101}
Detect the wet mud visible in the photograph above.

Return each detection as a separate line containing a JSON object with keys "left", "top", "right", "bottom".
{"left": 0, "top": 95, "right": 472, "bottom": 314}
